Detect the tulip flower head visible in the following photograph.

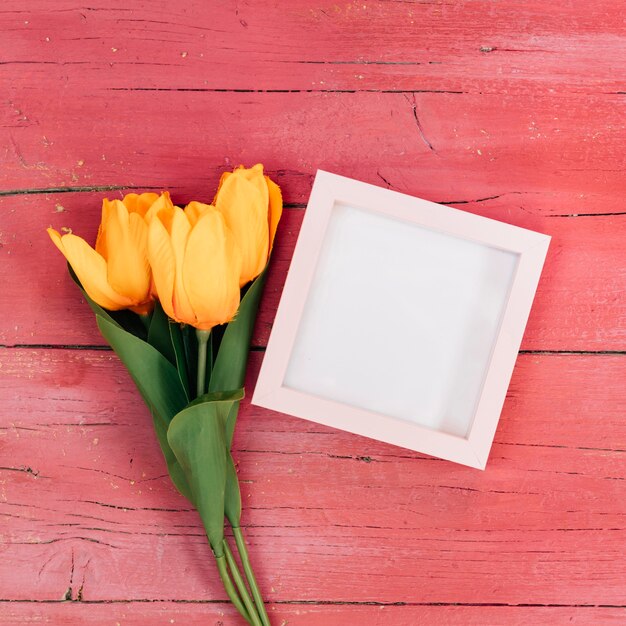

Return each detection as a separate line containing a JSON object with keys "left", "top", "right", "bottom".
{"left": 47, "top": 167, "right": 282, "bottom": 331}
{"left": 147, "top": 201, "right": 242, "bottom": 330}
{"left": 48, "top": 192, "right": 164, "bottom": 314}
{"left": 214, "top": 164, "right": 282, "bottom": 287}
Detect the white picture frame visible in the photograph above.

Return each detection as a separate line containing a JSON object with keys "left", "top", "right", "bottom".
{"left": 252, "top": 171, "right": 550, "bottom": 469}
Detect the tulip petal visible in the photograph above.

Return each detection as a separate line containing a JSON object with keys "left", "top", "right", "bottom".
{"left": 147, "top": 216, "right": 177, "bottom": 322}
{"left": 265, "top": 175, "right": 283, "bottom": 251}
{"left": 215, "top": 171, "right": 269, "bottom": 286}
{"left": 47, "top": 228, "right": 131, "bottom": 310}
{"left": 183, "top": 210, "right": 242, "bottom": 330}
{"left": 212, "top": 171, "right": 231, "bottom": 205}
{"left": 169, "top": 207, "right": 196, "bottom": 325}
{"left": 237, "top": 164, "right": 269, "bottom": 210}
{"left": 105, "top": 200, "right": 151, "bottom": 302}
{"left": 144, "top": 192, "right": 174, "bottom": 225}
{"left": 95, "top": 200, "right": 112, "bottom": 260}
{"left": 185, "top": 201, "right": 214, "bottom": 228}
{"left": 122, "top": 192, "right": 160, "bottom": 217}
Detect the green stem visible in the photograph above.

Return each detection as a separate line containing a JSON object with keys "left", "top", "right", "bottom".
{"left": 233, "top": 526, "right": 271, "bottom": 626}
{"left": 224, "top": 539, "right": 263, "bottom": 626}
{"left": 216, "top": 554, "right": 253, "bottom": 625}
{"left": 196, "top": 329, "right": 211, "bottom": 397}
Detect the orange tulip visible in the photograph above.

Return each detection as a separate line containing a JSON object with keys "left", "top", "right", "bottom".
{"left": 147, "top": 201, "right": 242, "bottom": 330}
{"left": 214, "top": 164, "right": 282, "bottom": 287}
{"left": 47, "top": 192, "right": 165, "bottom": 315}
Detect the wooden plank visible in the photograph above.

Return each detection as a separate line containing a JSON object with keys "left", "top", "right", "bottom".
{"left": 2, "top": 602, "right": 626, "bottom": 626}
{"left": 1, "top": 1, "right": 624, "bottom": 95}
{"left": 1, "top": 349, "right": 624, "bottom": 605}
{"left": 2, "top": 1, "right": 625, "bottom": 620}
{"left": 2, "top": 90, "right": 624, "bottom": 214}
{"left": 1, "top": 192, "right": 624, "bottom": 350}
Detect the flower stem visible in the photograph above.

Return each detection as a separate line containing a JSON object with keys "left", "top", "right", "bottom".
{"left": 233, "top": 526, "right": 271, "bottom": 626}
{"left": 224, "top": 539, "right": 263, "bottom": 626}
{"left": 196, "top": 329, "right": 211, "bottom": 397}
{"left": 215, "top": 554, "right": 253, "bottom": 625}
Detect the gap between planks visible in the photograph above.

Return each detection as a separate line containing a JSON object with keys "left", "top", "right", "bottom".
{"left": 0, "top": 599, "right": 625, "bottom": 608}
{"left": 1, "top": 344, "right": 624, "bottom": 356}
{"left": 2, "top": 187, "right": 623, "bottom": 217}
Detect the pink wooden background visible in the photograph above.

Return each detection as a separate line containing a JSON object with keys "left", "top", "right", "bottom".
{"left": 1, "top": 2, "right": 625, "bottom": 624}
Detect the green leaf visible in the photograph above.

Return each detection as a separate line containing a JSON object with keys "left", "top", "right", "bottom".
{"left": 182, "top": 324, "right": 199, "bottom": 398}
{"left": 180, "top": 392, "right": 244, "bottom": 525}
{"left": 167, "top": 399, "right": 231, "bottom": 556}
{"left": 210, "top": 269, "right": 267, "bottom": 394}
{"left": 147, "top": 301, "right": 176, "bottom": 365}
{"left": 206, "top": 269, "right": 270, "bottom": 527}
{"left": 210, "top": 269, "right": 267, "bottom": 448}
{"left": 224, "top": 451, "right": 242, "bottom": 527}
{"left": 189, "top": 388, "right": 245, "bottom": 408}
{"left": 169, "top": 321, "right": 191, "bottom": 402}
{"left": 97, "top": 315, "right": 188, "bottom": 430}
{"left": 67, "top": 266, "right": 191, "bottom": 499}
{"left": 96, "top": 315, "right": 192, "bottom": 501}
{"left": 147, "top": 403, "right": 193, "bottom": 503}
{"left": 168, "top": 392, "right": 243, "bottom": 534}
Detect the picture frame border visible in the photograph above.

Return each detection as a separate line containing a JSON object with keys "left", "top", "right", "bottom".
{"left": 252, "top": 170, "right": 550, "bottom": 469}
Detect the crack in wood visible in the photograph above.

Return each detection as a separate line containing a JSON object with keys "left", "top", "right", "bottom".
{"left": 403, "top": 93, "right": 435, "bottom": 152}
{"left": 0, "top": 185, "right": 160, "bottom": 197}
{"left": 0, "top": 60, "right": 92, "bottom": 66}
{"left": 438, "top": 191, "right": 534, "bottom": 205}
{"left": 0, "top": 465, "right": 40, "bottom": 477}
{"left": 1, "top": 598, "right": 624, "bottom": 608}
{"left": 63, "top": 548, "right": 75, "bottom": 602}
{"left": 0, "top": 343, "right": 112, "bottom": 350}
{"left": 376, "top": 171, "right": 395, "bottom": 189}
{"left": 106, "top": 87, "right": 465, "bottom": 94}
{"left": 73, "top": 499, "right": 194, "bottom": 513}
{"left": 547, "top": 211, "right": 626, "bottom": 217}
{"left": 517, "top": 350, "right": 626, "bottom": 355}
{"left": 480, "top": 46, "right": 557, "bottom": 54}
{"left": 293, "top": 60, "right": 426, "bottom": 66}
{"left": 11, "top": 537, "right": 119, "bottom": 549}
{"left": 74, "top": 525, "right": 206, "bottom": 539}
{"left": 67, "top": 465, "right": 168, "bottom": 483}
{"left": 497, "top": 441, "right": 626, "bottom": 454}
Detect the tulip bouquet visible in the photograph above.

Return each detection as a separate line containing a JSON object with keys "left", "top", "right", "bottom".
{"left": 48, "top": 165, "right": 281, "bottom": 626}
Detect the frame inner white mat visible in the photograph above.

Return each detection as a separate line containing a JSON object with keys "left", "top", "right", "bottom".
{"left": 283, "top": 202, "right": 519, "bottom": 438}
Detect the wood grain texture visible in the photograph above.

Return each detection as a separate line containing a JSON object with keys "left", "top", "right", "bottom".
{"left": 2, "top": 603, "right": 626, "bottom": 626}
{"left": 1, "top": 0, "right": 624, "bottom": 624}
{"left": 1, "top": 350, "right": 624, "bottom": 607}
{"left": 1, "top": 0, "right": 624, "bottom": 94}
{"left": 2, "top": 90, "right": 624, "bottom": 214}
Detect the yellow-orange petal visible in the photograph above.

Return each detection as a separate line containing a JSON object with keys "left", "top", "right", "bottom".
{"left": 47, "top": 228, "right": 132, "bottom": 310}
{"left": 122, "top": 192, "right": 160, "bottom": 217}
{"left": 265, "top": 175, "right": 283, "bottom": 252}
{"left": 212, "top": 171, "right": 231, "bottom": 205}
{"left": 105, "top": 200, "right": 151, "bottom": 302}
{"left": 95, "top": 199, "right": 113, "bottom": 259}
{"left": 129, "top": 300, "right": 154, "bottom": 315}
{"left": 168, "top": 207, "right": 195, "bottom": 325}
{"left": 144, "top": 191, "right": 174, "bottom": 225}
{"left": 215, "top": 171, "right": 269, "bottom": 286}
{"left": 236, "top": 164, "right": 269, "bottom": 211}
{"left": 185, "top": 201, "right": 214, "bottom": 228}
{"left": 147, "top": 216, "right": 177, "bottom": 322}
{"left": 182, "top": 209, "right": 242, "bottom": 330}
